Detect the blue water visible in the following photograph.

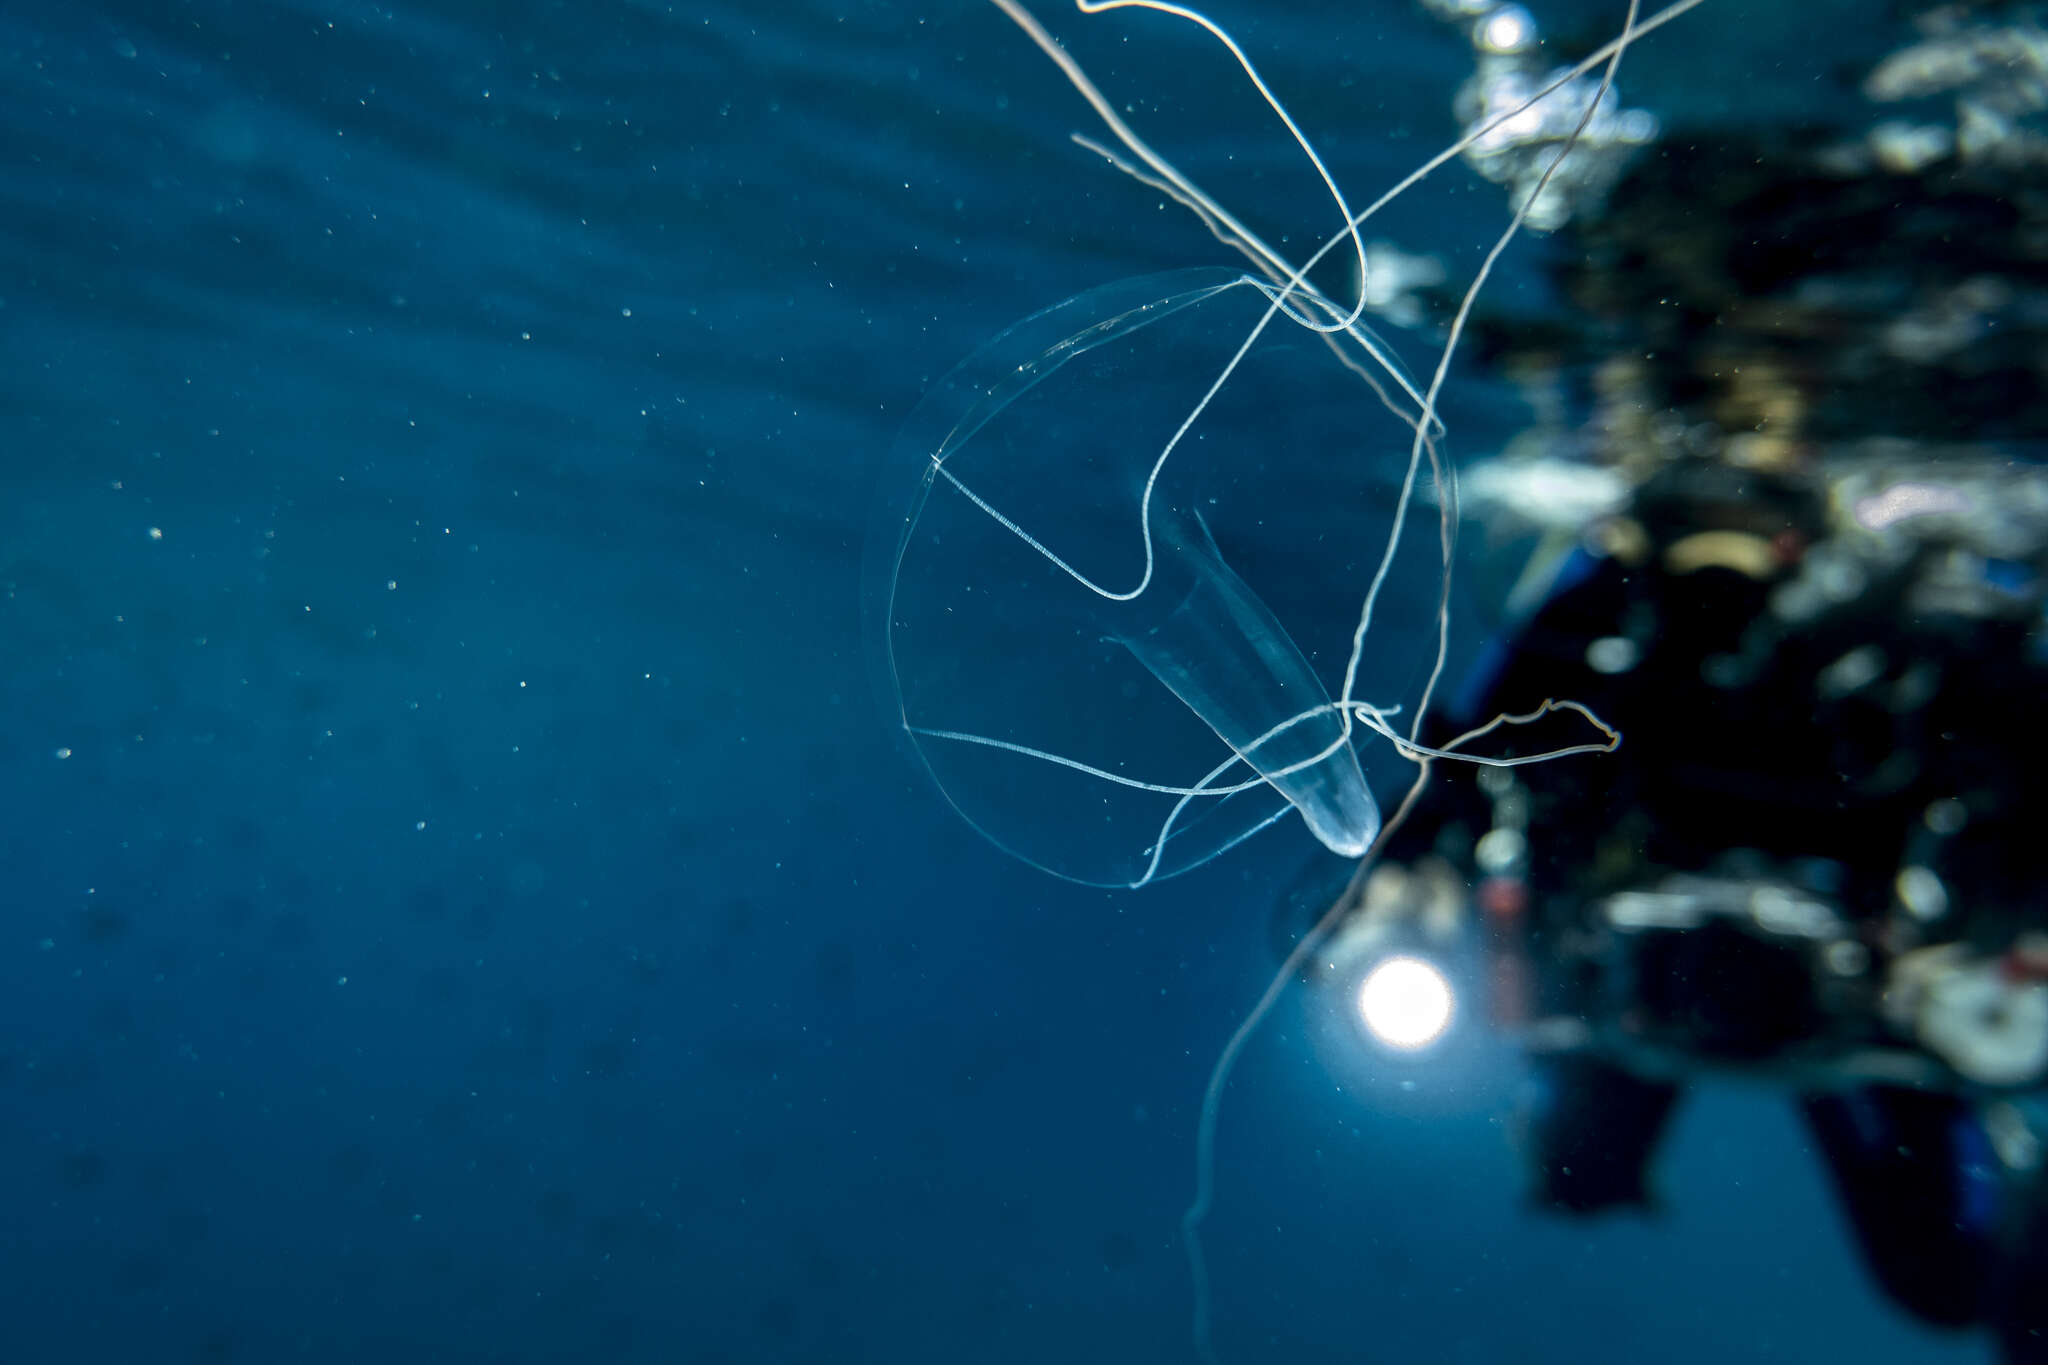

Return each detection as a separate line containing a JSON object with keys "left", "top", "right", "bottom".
{"left": 0, "top": 1, "right": 1986, "bottom": 1362}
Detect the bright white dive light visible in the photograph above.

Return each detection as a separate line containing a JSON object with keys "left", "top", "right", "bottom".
{"left": 1356, "top": 955, "right": 1454, "bottom": 1050}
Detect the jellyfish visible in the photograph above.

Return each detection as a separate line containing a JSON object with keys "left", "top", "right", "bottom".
{"left": 871, "top": 0, "right": 1678, "bottom": 1359}
{"left": 870, "top": 0, "right": 1664, "bottom": 885}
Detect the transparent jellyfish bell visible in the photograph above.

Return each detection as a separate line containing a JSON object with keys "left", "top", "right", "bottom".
{"left": 867, "top": 267, "right": 1436, "bottom": 887}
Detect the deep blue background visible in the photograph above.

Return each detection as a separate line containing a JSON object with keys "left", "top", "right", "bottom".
{"left": 0, "top": 1, "right": 1981, "bottom": 1362}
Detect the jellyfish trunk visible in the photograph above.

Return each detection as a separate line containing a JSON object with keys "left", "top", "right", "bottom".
{"left": 1118, "top": 510, "right": 1381, "bottom": 858}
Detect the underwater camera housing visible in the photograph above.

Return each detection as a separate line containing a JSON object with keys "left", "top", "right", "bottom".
{"left": 1525, "top": 868, "right": 1904, "bottom": 1080}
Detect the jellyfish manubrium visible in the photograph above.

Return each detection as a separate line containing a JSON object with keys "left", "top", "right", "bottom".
{"left": 868, "top": 264, "right": 1441, "bottom": 887}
